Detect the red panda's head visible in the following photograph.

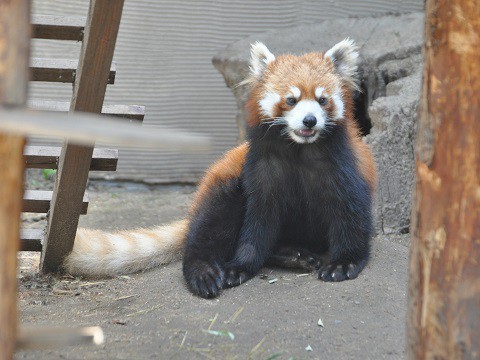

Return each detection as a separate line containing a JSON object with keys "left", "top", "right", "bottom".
{"left": 245, "top": 39, "right": 359, "bottom": 144}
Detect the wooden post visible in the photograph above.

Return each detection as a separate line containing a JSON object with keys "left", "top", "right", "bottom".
{"left": 407, "top": 1, "right": 480, "bottom": 359}
{"left": 0, "top": 0, "right": 30, "bottom": 358}
{"left": 41, "top": 0, "right": 124, "bottom": 273}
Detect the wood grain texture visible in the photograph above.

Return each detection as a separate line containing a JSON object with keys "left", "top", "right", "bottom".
{"left": 24, "top": 146, "right": 118, "bottom": 171}
{"left": 32, "top": 14, "right": 86, "bottom": 41}
{"left": 41, "top": 0, "right": 125, "bottom": 273}
{"left": 407, "top": 1, "right": 480, "bottom": 359}
{"left": 30, "top": 58, "right": 116, "bottom": 84}
{"left": 0, "top": 0, "right": 29, "bottom": 357}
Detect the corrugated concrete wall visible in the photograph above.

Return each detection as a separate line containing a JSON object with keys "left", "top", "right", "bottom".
{"left": 30, "top": 0, "right": 423, "bottom": 183}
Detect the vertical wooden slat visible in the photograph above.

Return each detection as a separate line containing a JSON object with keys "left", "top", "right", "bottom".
{"left": 41, "top": 0, "right": 124, "bottom": 273}
{"left": 0, "top": 0, "right": 30, "bottom": 358}
{"left": 407, "top": 0, "right": 480, "bottom": 359}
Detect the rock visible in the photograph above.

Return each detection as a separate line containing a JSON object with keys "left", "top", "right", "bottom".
{"left": 366, "top": 65, "right": 422, "bottom": 234}
{"left": 213, "top": 12, "right": 424, "bottom": 235}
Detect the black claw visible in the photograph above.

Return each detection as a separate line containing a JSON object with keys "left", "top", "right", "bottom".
{"left": 184, "top": 260, "right": 225, "bottom": 299}
{"left": 346, "top": 263, "right": 359, "bottom": 279}
{"left": 224, "top": 266, "right": 251, "bottom": 288}
{"left": 215, "top": 276, "right": 223, "bottom": 290}
{"left": 318, "top": 260, "right": 366, "bottom": 282}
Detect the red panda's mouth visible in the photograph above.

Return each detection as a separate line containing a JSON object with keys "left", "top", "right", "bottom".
{"left": 293, "top": 129, "right": 317, "bottom": 137}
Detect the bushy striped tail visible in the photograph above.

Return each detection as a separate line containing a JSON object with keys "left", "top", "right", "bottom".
{"left": 63, "top": 219, "right": 189, "bottom": 277}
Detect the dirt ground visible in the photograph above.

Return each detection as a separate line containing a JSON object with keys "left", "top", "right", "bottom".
{"left": 16, "top": 180, "right": 410, "bottom": 360}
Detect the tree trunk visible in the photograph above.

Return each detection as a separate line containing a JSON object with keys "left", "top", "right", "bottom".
{"left": 407, "top": 0, "right": 480, "bottom": 359}
{"left": 0, "top": 0, "right": 29, "bottom": 358}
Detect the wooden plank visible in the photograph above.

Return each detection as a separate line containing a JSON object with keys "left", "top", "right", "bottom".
{"left": 0, "top": 108, "right": 209, "bottom": 149}
{"left": 23, "top": 190, "right": 88, "bottom": 214}
{"left": 24, "top": 146, "right": 118, "bottom": 171}
{"left": 41, "top": 0, "right": 125, "bottom": 274}
{"left": 20, "top": 229, "right": 44, "bottom": 252}
{"left": 0, "top": 0, "right": 29, "bottom": 357}
{"left": 28, "top": 100, "right": 145, "bottom": 122}
{"left": 406, "top": 1, "right": 480, "bottom": 359}
{"left": 30, "top": 58, "right": 116, "bottom": 84}
{"left": 31, "top": 15, "right": 86, "bottom": 41}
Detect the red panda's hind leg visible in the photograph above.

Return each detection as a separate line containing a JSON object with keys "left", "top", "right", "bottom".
{"left": 266, "top": 246, "right": 326, "bottom": 271}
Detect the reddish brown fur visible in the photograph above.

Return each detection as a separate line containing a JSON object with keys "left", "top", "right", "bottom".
{"left": 190, "top": 143, "right": 248, "bottom": 214}
{"left": 341, "top": 87, "right": 377, "bottom": 193}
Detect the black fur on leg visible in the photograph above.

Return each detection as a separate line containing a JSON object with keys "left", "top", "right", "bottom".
{"left": 182, "top": 178, "right": 245, "bottom": 298}
{"left": 315, "top": 127, "right": 373, "bottom": 282}
{"left": 222, "top": 145, "right": 285, "bottom": 288}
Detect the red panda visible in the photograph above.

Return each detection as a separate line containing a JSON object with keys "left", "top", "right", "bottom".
{"left": 64, "top": 39, "right": 377, "bottom": 299}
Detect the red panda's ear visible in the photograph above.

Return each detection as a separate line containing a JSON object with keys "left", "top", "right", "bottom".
{"left": 324, "top": 38, "right": 360, "bottom": 91}
{"left": 249, "top": 42, "right": 275, "bottom": 78}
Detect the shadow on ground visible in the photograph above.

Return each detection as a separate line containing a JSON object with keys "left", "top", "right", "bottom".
{"left": 17, "top": 182, "right": 409, "bottom": 360}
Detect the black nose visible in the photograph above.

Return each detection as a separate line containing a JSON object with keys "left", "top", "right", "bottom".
{"left": 303, "top": 115, "right": 317, "bottom": 128}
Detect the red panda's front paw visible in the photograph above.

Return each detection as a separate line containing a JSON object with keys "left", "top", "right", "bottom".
{"left": 224, "top": 265, "right": 252, "bottom": 288}
{"left": 318, "top": 259, "right": 367, "bottom": 282}
{"left": 184, "top": 260, "right": 224, "bottom": 299}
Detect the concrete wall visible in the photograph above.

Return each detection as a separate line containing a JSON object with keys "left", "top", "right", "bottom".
{"left": 30, "top": 0, "right": 423, "bottom": 183}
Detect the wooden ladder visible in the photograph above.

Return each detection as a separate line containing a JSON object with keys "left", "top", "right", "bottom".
{"left": 20, "top": 0, "right": 145, "bottom": 273}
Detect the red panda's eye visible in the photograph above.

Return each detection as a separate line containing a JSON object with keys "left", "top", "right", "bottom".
{"left": 286, "top": 97, "right": 297, "bottom": 106}
{"left": 318, "top": 97, "right": 328, "bottom": 106}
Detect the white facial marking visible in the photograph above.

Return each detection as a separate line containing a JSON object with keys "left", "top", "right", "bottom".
{"left": 259, "top": 91, "right": 281, "bottom": 117}
{"left": 284, "top": 100, "right": 326, "bottom": 144}
{"left": 332, "top": 89, "right": 345, "bottom": 119}
{"left": 289, "top": 86, "right": 301, "bottom": 99}
{"left": 315, "top": 87, "right": 325, "bottom": 99}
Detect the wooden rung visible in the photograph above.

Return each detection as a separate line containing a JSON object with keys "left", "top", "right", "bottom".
{"left": 20, "top": 229, "right": 44, "bottom": 252}
{"left": 31, "top": 15, "right": 86, "bottom": 41}
{"left": 30, "top": 58, "right": 116, "bottom": 84}
{"left": 23, "top": 190, "right": 88, "bottom": 214}
{"left": 28, "top": 100, "right": 145, "bottom": 122}
{"left": 24, "top": 146, "right": 118, "bottom": 171}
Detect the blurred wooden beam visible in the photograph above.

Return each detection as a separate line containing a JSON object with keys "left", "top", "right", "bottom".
{"left": 17, "top": 326, "right": 104, "bottom": 350}
{"left": 28, "top": 100, "right": 145, "bottom": 122}
{"left": 0, "top": 0, "right": 29, "bottom": 358}
{"left": 407, "top": 1, "right": 480, "bottom": 359}
{"left": 0, "top": 108, "right": 209, "bottom": 150}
